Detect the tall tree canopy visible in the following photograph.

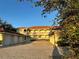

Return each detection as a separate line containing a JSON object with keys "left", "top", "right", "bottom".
{"left": 0, "top": 18, "right": 16, "bottom": 33}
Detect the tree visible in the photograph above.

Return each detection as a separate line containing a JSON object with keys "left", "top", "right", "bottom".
{"left": 0, "top": 18, "right": 16, "bottom": 33}
{"left": 19, "top": 0, "right": 79, "bottom": 58}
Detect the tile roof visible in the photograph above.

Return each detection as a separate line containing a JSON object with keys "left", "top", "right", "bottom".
{"left": 0, "top": 27, "right": 4, "bottom": 32}
{"left": 28, "top": 26, "right": 62, "bottom": 30}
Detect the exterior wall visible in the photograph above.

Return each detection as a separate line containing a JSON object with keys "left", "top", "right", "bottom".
{"left": 17, "top": 28, "right": 27, "bottom": 35}
{"left": 55, "top": 30, "right": 60, "bottom": 43}
{"left": 50, "top": 30, "right": 61, "bottom": 45}
{"left": 0, "top": 33, "right": 3, "bottom": 45}
{"left": 50, "top": 34, "right": 55, "bottom": 44}
{"left": 0, "top": 33, "right": 3, "bottom": 41}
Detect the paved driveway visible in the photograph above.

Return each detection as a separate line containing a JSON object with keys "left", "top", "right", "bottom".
{"left": 0, "top": 41, "right": 54, "bottom": 59}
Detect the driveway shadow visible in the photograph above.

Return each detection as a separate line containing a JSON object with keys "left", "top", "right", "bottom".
{"left": 52, "top": 46, "right": 63, "bottom": 59}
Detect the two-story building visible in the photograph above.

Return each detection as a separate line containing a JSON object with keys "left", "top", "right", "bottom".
{"left": 17, "top": 26, "right": 62, "bottom": 45}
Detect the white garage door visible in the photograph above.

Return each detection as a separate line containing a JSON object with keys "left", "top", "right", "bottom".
{"left": 14, "top": 36, "right": 18, "bottom": 44}
{"left": 3, "top": 35, "right": 12, "bottom": 46}
{"left": 19, "top": 37, "right": 23, "bottom": 43}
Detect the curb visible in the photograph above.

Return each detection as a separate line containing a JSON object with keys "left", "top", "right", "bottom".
{"left": 55, "top": 44, "right": 63, "bottom": 56}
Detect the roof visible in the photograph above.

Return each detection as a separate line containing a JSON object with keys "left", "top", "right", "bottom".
{"left": 28, "top": 26, "right": 62, "bottom": 30}
{"left": 0, "top": 27, "right": 4, "bottom": 32}
{"left": 17, "top": 27, "right": 27, "bottom": 29}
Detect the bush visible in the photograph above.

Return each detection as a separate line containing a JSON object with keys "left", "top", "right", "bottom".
{"left": 0, "top": 41, "right": 2, "bottom": 44}
{"left": 57, "top": 40, "right": 69, "bottom": 46}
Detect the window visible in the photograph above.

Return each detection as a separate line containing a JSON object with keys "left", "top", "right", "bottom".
{"left": 31, "top": 36, "right": 34, "bottom": 37}
{"left": 24, "top": 29, "right": 26, "bottom": 32}
{"left": 35, "top": 31, "right": 38, "bottom": 32}
{"left": 47, "top": 30, "right": 50, "bottom": 32}
{"left": 46, "top": 36, "right": 49, "bottom": 38}
{"left": 39, "top": 35, "right": 42, "bottom": 38}
{"left": 41, "top": 30, "right": 45, "bottom": 32}
{"left": 34, "top": 35, "right": 37, "bottom": 38}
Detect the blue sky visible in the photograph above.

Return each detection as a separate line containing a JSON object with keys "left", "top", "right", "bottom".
{"left": 0, "top": 0, "right": 58, "bottom": 28}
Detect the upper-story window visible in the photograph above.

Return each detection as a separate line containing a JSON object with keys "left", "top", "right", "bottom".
{"left": 41, "top": 30, "right": 47, "bottom": 32}
{"left": 35, "top": 30, "right": 38, "bottom": 32}
{"left": 24, "top": 29, "right": 27, "bottom": 32}
{"left": 46, "top": 30, "right": 50, "bottom": 32}
{"left": 31, "top": 30, "right": 34, "bottom": 32}
{"left": 39, "top": 35, "right": 42, "bottom": 38}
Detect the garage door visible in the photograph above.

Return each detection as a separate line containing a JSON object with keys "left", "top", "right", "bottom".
{"left": 14, "top": 36, "right": 18, "bottom": 44}
{"left": 3, "top": 35, "right": 12, "bottom": 46}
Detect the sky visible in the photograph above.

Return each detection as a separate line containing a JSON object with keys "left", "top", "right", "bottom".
{"left": 0, "top": 0, "right": 58, "bottom": 28}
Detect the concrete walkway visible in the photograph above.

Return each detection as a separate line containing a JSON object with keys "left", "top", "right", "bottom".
{"left": 0, "top": 41, "right": 62, "bottom": 59}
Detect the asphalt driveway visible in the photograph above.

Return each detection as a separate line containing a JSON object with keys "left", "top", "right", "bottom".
{"left": 0, "top": 41, "right": 62, "bottom": 59}
{"left": 0, "top": 41, "right": 53, "bottom": 59}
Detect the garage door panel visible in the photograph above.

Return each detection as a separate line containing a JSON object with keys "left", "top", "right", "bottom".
{"left": 3, "top": 35, "right": 12, "bottom": 46}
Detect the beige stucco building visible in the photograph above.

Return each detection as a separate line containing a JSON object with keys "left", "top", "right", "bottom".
{"left": 27, "top": 26, "right": 51, "bottom": 40}
{"left": 17, "top": 26, "right": 62, "bottom": 45}
{"left": 17, "top": 27, "right": 28, "bottom": 35}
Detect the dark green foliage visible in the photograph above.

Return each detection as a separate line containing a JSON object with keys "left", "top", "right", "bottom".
{"left": 0, "top": 40, "right": 2, "bottom": 44}
{"left": 57, "top": 40, "right": 69, "bottom": 46}
{"left": 0, "top": 18, "right": 17, "bottom": 33}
